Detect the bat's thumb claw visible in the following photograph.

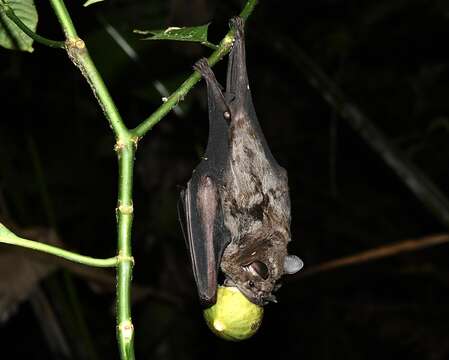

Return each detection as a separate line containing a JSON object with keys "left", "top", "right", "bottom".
{"left": 229, "top": 16, "right": 245, "bottom": 36}
{"left": 193, "top": 58, "right": 209, "bottom": 74}
{"left": 193, "top": 58, "right": 222, "bottom": 89}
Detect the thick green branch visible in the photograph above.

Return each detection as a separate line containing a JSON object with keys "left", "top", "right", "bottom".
{"left": 48, "top": 0, "right": 129, "bottom": 139}
{"left": 131, "top": 0, "right": 258, "bottom": 139}
{"left": 48, "top": 0, "right": 77, "bottom": 39}
{"left": 115, "top": 141, "right": 136, "bottom": 360}
{"left": 0, "top": 5, "right": 65, "bottom": 48}
{"left": 44, "top": 1, "right": 259, "bottom": 359}
{"left": 0, "top": 223, "right": 117, "bottom": 267}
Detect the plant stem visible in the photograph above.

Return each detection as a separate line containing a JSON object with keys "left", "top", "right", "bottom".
{"left": 48, "top": 0, "right": 78, "bottom": 39}
{"left": 201, "top": 41, "right": 218, "bottom": 50}
{"left": 131, "top": 0, "right": 258, "bottom": 138}
{"left": 115, "top": 141, "right": 135, "bottom": 360}
{"left": 43, "top": 1, "right": 259, "bottom": 359}
{"left": 0, "top": 223, "right": 117, "bottom": 267}
{"left": 48, "top": 0, "right": 129, "bottom": 139}
{"left": 0, "top": 5, "right": 65, "bottom": 48}
{"left": 48, "top": 2, "right": 135, "bottom": 359}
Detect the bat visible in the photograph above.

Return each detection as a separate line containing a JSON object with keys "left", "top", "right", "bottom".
{"left": 178, "top": 17, "right": 303, "bottom": 307}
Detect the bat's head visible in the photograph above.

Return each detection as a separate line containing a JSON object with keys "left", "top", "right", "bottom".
{"left": 220, "top": 230, "right": 303, "bottom": 306}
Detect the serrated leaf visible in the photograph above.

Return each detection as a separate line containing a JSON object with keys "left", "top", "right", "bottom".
{"left": 83, "top": 0, "right": 104, "bottom": 7}
{"left": 0, "top": 0, "right": 38, "bottom": 52}
{"left": 134, "top": 23, "right": 210, "bottom": 44}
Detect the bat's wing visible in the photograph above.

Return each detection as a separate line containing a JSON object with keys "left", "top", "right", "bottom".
{"left": 194, "top": 59, "right": 231, "bottom": 168}
{"left": 226, "top": 16, "right": 285, "bottom": 173}
{"left": 225, "top": 17, "right": 252, "bottom": 109}
{"left": 178, "top": 59, "right": 232, "bottom": 307}
{"left": 179, "top": 174, "right": 230, "bottom": 307}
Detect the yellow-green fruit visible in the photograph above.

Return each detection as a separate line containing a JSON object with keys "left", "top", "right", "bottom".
{"left": 203, "top": 286, "right": 263, "bottom": 341}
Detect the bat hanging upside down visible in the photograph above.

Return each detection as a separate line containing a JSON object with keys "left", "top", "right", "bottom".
{"left": 178, "top": 17, "right": 303, "bottom": 308}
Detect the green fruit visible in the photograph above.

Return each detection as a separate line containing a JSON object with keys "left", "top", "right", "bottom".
{"left": 203, "top": 286, "right": 263, "bottom": 341}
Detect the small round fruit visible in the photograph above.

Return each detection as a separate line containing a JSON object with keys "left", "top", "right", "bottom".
{"left": 203, "top": 286, "right": 263, "bottom": 341}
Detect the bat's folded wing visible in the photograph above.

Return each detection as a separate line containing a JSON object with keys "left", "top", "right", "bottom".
{"left": 179, "top": 174, "right": 230, "bottom": 307}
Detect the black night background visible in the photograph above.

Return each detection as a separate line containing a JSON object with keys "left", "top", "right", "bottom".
{"left": 1, "top": 0, "right": 449, "bottom": 359}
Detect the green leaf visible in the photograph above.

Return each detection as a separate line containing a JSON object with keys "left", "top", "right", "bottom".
{"left": 83, "top": 0, "right": 104, "bottom": 7}
{"left": 0, "top": 0, "right": 38, "bottom": 52}
{"left": 134, "top": 23, "right": 210, "bottom": 44}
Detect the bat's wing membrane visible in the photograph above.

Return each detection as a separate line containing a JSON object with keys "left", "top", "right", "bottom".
{"left": 225, "top": 17, "right": 252, "bottom": 108}
{"left": 226, "top": 16, "right": 286, "bottom": 174}
{"left": 179, "top": 174, "right": 230, "bottom": 307}
{"left": 179, "top": 59, "right": 232, "bottom": 307}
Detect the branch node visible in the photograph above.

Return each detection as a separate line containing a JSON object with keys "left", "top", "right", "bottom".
{"left": 117, "top": 319, "right": 134, "bottom": 343}
{"left": 65, "top": 37, "right": 86, "bottom": 54}
{"left": 117, "top": 203, "right": 134, "bottom": 215}
{"left": 114, "top": 139, "right": 127, "bottom": 152}
{"left": 65, "top": 37, "right": 88, "bottom": 76}
{"left": 117, "top": 254, "right": 135, "bottom": 265}
{"left": 131, "top": 135, "right": 140, "bottom": 148}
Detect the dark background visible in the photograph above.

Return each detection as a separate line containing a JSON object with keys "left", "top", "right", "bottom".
{"left": 1, "top": 0, "right": 449, "bottom": 359}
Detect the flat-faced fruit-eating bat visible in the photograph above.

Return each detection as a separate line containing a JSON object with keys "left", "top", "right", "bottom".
{"left": 178, "top": 17, "right": 303, "bottom": 307}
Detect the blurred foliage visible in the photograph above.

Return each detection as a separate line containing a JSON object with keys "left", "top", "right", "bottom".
{"left": 1, "top": 0, "right": 449, "bottom": 359}
{"left": 0, "top": 0, "right": 38, "bottom": 52}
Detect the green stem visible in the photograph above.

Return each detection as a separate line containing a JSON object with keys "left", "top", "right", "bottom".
{"left": 131, "top": 0, "right": 258, "bottom": 139}
{"left": 44, "top": 1, "right": 258, "bottom": 359}
{"left": 48, "top": 2, "right": 135, "bottom": 359}
{"left": 0, "top": 223, "right": 117, "bottom": 267}
{"left": 116, "top": 141, "right": 135, "bottom": 360}
{"left": 0, "top": 5, "right": 65, "bottom": 48}
{"left": 48, "top": 0, "right": 129, "bottom": 139}
{"left": 48, "top": 0, "right": 78, "bottom": 39}
{"left": 201, "top": 41, "right": 219, "bottom": 50}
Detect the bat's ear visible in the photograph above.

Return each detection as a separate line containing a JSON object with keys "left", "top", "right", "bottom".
{"left": 283, "top": 255, "right": 304, "bottom": 274}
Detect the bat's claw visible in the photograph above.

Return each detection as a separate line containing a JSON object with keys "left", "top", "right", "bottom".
{"left": 229, "top": 16, "right": 245, "bottom": 39}
{"left": 193, "top": 58, "right": 226, "bottom": 95}
{"left": 193, "top": 58, "right": 218, "bottom": 84}
{"left": 193, "top": 58, "right": 210, "bottom": 74}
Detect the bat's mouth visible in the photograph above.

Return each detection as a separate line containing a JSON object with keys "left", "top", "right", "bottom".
{"left": 223, "top": 278, "right": 276, "bottom": 306}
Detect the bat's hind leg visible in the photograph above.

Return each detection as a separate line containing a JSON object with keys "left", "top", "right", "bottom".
{"left": 226, "top": 17, "right": 249, "bottom": 102}
{"left": 194, "top": 59, "right": 230, "bottom": 119}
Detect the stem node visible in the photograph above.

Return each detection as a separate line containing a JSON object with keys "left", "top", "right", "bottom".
{"left": 118, "top": 203, "right": 134, "bottom": 215}
{"left": 117, "top": 253, "right": 135, "bottom": 265}
{"left": 118, "top": 319, "right": 134, "bottom": 343}
{"left": 65, "top": 37, "right": 86, "bottom": 50}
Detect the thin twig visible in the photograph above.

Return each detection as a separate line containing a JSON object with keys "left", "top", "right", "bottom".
{"left": 0, "top": 223, "right": 118, "bottom": 267}
{"left": 295, "top": 233, "right": 449, "bottom": 279}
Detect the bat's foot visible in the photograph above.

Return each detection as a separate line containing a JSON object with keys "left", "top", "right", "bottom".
{"left": 194, "top": 58, "right": 225, "bottom": 94}
{"left": 230, "top": 16, "right": 245, "bottom": 39}
{"left": 193, "top": 58, "right": 214, "bottom": 80}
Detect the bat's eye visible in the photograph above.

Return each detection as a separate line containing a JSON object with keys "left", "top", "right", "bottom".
{"left": 249, "top": 261, "right": 269, "bottom": 280}
{"left": 223, "top": 111, "right": 231, "bottom": 120}
{"left": 248, "top": 280, "right": 255, "bottom": 288}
